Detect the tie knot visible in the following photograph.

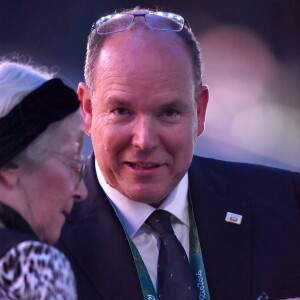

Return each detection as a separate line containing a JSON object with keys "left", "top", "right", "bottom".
{"left": 146, "top": 210, "right": 174, "bottom": 236}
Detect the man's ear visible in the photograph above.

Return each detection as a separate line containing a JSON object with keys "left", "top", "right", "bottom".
{"left": 0, "top": 166, "right": 19, "bottom": 189}
{"left": 196, "top": 85, "right": 209, "bottom": 136}
{"left": 78, "top": 82, "right": 93, "bottom": 136}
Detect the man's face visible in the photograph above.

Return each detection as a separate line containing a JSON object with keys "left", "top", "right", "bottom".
{"left": 79, "top": 28, "right": 208, "bottom": 207}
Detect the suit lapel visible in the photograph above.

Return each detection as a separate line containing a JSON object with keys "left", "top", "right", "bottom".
{"left": 189, "top": 156, "right": 252, "bottom": 299}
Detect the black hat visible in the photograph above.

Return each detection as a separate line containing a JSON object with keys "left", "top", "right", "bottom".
{"left": 0, "top": 78, "right": 79, "bottom": 168}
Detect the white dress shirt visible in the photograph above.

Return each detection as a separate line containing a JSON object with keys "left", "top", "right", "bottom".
{"left": 95, "top": 161, "right": 190, "bottom": 290}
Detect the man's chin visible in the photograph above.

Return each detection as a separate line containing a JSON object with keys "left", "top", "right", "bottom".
{"left": 126, "top": 189, "right": 167, "bottom": 207}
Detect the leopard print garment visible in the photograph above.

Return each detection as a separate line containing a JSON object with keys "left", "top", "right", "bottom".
{"left": 0, "top": 240, "right": 77, "bottom": 299}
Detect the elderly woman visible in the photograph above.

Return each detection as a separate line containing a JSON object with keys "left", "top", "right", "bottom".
{"left": 0, "top": 60, "right": 87, "bottom": 299}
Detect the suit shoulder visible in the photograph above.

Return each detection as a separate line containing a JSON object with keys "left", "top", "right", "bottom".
{"left": 190, "top": 155, "right": 300, "bottom": 206}
{"left": 192, "top": 155, "right": 298, "bottom": 177}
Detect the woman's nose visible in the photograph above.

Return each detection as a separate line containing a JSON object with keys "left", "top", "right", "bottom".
{"left": 74, "top": 180, "right": 88, "bottom": 202}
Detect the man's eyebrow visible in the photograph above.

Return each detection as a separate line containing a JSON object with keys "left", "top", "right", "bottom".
{"left": 104, "top": 96, "right": 132, "bottom": 105}
{"left": 159, "top": 99, "right": 189, "bottom": 108}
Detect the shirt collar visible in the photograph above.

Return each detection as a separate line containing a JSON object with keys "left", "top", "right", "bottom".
{"left": 95, "top": 160, "right": 189, "bottom": 238}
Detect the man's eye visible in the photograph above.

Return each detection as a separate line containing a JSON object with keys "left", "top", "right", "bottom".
{"left": 163, "top": 109, "right": 180, "bottom": 117}
{"left": 114, "top": 108, "right": 130, "bottom": 115}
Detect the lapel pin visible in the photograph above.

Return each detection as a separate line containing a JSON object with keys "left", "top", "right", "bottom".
{"left": 225, "top": 212, "right": 243, "bottom": 225}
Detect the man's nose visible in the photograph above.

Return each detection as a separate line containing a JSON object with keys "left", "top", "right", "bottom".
{"left": 132, "top": 117, "right": 158, "bottom": 151}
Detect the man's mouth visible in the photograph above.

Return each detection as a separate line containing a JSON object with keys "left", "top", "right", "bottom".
{"left": 128, "top": 162, "right": 160, "bottom": 169}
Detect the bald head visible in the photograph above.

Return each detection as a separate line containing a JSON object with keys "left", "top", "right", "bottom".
{"left": 84, "top": 8, "right": 202, "bottom": 91}
{"left": 94, "top": 24, "right": 195, "bottom": 93}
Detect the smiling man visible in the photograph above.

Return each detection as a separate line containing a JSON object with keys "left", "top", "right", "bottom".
{"left": 80, "top": 19, "right": 206, "bottom": 207}
{"left": 58, "top": 7, "right": 300, "bottom": 300}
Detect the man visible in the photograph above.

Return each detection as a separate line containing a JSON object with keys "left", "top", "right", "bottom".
{"left": 58, "top": 8, "right": 300, "bottom": 300}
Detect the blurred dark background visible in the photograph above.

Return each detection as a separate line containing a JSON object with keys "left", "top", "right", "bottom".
{"left": 1, "top": 0, "right": 299, "bottom": 171}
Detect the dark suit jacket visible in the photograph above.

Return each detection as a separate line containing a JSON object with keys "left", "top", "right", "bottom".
{"left": 58, "top": 155, "right": 300, "bottom": 300}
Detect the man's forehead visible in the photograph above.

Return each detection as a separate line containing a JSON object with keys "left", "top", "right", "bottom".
{"left": 99, "top": 27, "right": 186, "bottom": 60}
{"left": 92, "top": 31, "right": 194, "bottom": 97}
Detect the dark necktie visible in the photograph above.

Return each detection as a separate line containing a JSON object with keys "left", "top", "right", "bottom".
{"left": 146, "top": 210, "right": 198, "bottom": 299}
